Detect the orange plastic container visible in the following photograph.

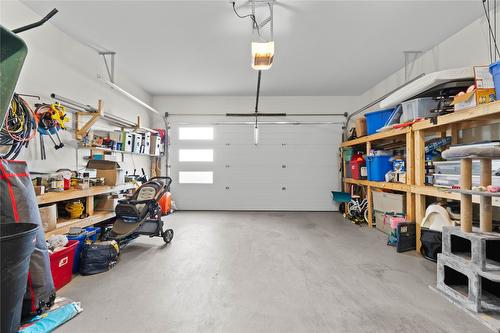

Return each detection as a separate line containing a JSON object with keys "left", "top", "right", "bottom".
{"left": 158, "top": 192, "right": 172, "bottom": 215}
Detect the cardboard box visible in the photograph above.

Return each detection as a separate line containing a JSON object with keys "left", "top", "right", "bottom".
{"left": 86, "top": 160, "right": 125, "bottom": 186}
{"left": 453, "top": 66, "right": 496, "bottom": 111}
{"left": 355, "top": 118, "right": 367, "bottom": 137}
{"left": 150, "top": 134, "right": 162, "bottom": 156}
{"left": 372, "top": 190, "right": 405, "bottom": 215}
{"left": 96, "top": 194, "right": 122, "bottom": 211}
{"left": 40, "top": 204, "right": 57, "bottom": 232}
{"left": 375, "top": 212, "right": 393, "bottom": 235}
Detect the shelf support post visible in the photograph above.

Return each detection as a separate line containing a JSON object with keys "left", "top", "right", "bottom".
{"left": 480, "top": 158, "right": 493, "bottom": 232}
{"left": 460, "top": 158, "right": 473, "bottom": 233}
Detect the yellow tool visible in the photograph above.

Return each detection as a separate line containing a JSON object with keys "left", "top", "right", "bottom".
{"left": 50, "top": 103, "right": 69, "bottom": 129}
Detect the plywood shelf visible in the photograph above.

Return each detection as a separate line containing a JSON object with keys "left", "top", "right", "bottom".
{"left": 78, "top": 145, "right": 161, "bottom": 158}
{"left": 412, "top": 100, "right": 500, "bottom": 131}
{"left": 37, "top": 184, "right": 135, "bottom": 205}
{"left": 341, "top": 127, "right": 410, "bottom": 147}
{"left": 45, "top": 211, "right": 116, "bottom": 238}
{"left": 344, "top": 178, "right": 410, "bottom": 192}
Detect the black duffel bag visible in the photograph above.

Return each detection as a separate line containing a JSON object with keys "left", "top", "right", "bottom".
{"left": 420, "top": 228, "right": 442, "bottom": 262}
{"left": 79, "top": 241, "right": 120, "bottom": 275}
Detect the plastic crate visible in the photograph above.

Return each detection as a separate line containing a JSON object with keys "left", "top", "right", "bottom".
{"left": 66, "top": 227, "right": 100, "bottom": 273}
{"left": 49, "top": 240, "right": 79, "bottom": 290}
{"left": 365, "top": 108, "right": 395, "bottom": 135}
{"left": 367, "top": 155, "right": 392, "bottom": 181}
{"left": 401, "top": 97, "right": 439, "bottom": 122}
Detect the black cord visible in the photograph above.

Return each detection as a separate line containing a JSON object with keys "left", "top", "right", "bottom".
{"left": 232, "top": 1, "right": 260, "bottom": 37}
{"left": 483, "top": 0, "right": 500, "bottom": 60}
{"left": 0, "top": 94, "right": 37, "bottom": 160}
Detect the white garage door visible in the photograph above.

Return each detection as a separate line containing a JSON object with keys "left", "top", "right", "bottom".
{"left": 169, "top": 123, "right": 341, "bottom": 211}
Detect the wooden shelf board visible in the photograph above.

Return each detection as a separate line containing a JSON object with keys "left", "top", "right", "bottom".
{"left": 447, "top": 189, "right": 500, "bottom": 197}
{"left": 37, "top": 184, "right": 135, "bottom": 205}
{"left": 45, "top": 211, "right": 115, "bottom": 237}
{"left": 341, "top": 127, "right": 410, "bottom": 147}
{"left": 412, "top": 100, "right": 500, "bottom": 131}
{"left": 78, "top": 145, "right": 160, "bottom": 158}
{"left": 344, "top": 178, "right": 410, "bottom": 192}
{"left": 411, "top": 185, "right": 500, "bottom": 207}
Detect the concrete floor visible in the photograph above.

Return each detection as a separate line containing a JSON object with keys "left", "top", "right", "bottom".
{"left": 57, "top": 211, "right": 489, "bottom": 333}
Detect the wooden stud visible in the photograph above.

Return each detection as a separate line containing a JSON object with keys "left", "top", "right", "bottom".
{"left": 480, "top": 158, "right": 493, "bottom": 232}
{"left": 367, "top": 185, "right": 373, "bottom": 227}
{"left": 460, "top": 158, "right": 473, "bottom": 233}
{"left": 75, "top": 100, "right": 104, "bottom": 140}
{"left": 405, "top": 131, "right": 415, "bottom": 222}
{"left": 414, "top": 130, "right": 426, "bottom": 252}
{"left": 86, "top": 195, "right": 94, "bottom": 217}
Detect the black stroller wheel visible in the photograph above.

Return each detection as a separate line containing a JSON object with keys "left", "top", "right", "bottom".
{"left": 162, "top": 229, "right": 174, "bottom": 244}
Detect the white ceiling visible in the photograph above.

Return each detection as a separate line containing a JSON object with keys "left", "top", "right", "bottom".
{"left": 22, "top": 1, "right": 484, "bottom": 96}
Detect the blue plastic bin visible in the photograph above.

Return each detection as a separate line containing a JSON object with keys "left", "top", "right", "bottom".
{"left": 489, "top": 61, "right": 500, "bottom": 100}
{"left": 365, "top": 108, "right": 395, "bottom": 135}
{"left": 367, "top": 155, "right": 392, "bottom": 181}
{"left": 66, "top": 227, "right": 100, "bottom": 273}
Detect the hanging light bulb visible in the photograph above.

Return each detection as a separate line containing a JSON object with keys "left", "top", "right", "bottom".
{"left": 254, "top": 125, "right": 259, "bottom": 145}
{"left": 252, "top": 41, "right": 274, "bottom": 70}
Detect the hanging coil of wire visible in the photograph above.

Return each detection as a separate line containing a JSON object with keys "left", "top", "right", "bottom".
{"left": 0, "top": 94, "right": 38, "bottom": 160}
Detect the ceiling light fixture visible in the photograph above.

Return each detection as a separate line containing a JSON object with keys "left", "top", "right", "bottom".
{"left": 232, "top": 1, "right": 275, "bottom": 70}
{"left": 252, "top": 41, "right": 274, "bottom": 70}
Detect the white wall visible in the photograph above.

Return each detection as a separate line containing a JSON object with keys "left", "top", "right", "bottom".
{"left": 1, "top": 0, "right": 158, "bottom": 175}
{"left": 350, "top": 7, "right": 500, "bottom": 142}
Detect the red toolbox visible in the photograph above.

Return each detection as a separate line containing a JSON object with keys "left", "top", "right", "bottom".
{"left": 49, "top": 240, "right": 78, "bottom": 290}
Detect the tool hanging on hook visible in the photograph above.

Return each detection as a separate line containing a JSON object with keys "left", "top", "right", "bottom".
{"left": 35, "top": 103, "right": 68, "bottom": 159}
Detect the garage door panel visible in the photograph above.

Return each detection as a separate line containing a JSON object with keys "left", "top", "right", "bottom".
{"left": 169, "top": 123, "right": 342, "bottom": 210}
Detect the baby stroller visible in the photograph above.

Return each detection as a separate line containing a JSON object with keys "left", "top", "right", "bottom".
{"left": 108, "top": 177, "right": 174, "bottom": 244}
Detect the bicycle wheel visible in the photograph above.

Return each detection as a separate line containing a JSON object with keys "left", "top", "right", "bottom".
{"left": 364, "top": 209, "right": 369, "bottom": 224}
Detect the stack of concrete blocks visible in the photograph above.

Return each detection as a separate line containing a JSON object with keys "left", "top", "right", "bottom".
{"left": 437, "top": 226, "right": 500, "bottom": 313}
{"left": 435, "top": 152, "right": 500, "bottom": 317}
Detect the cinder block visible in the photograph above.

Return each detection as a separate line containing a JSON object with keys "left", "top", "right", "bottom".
{"left": 437, "top": 253, "right": 481, "bottom": 313}
{"left": 478, "top": 270, "right": 500, "bottom": 312}
{"left": 442, "top": 226, "right": 500, "bottom": 271}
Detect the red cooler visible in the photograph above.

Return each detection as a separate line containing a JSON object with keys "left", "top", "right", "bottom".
{"left": 350, "top": 152, "right": 366, "bottom": 180}
{"left": 49, "top": 240, "right": 79, "bottom": 290}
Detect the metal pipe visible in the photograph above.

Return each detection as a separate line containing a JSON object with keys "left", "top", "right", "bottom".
{"left": 172, "top": 121, "right": 344, "bottom": 126}
{"left": 255, "top": 70, "right": 262, "bottom": 114}
{"left": 102, "top": 114, "right": 136, "bottom": 128}
{"left": 97, "top": 75, "right": 159, "bottom": 115}
{"left": 12, "top": 8, "right": 58, "bottom": 34}
{"left": 167, "top": 112, "right": 347, "bottom": 117}
{"left": 51, "top": 93, "right": 97, "bottom": 112}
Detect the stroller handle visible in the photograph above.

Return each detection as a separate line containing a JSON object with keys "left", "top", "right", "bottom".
{"left": 149, "top": 176, "right": 172, "bottom": 188}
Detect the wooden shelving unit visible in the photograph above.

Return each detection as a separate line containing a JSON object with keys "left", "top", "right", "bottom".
{"left": 342, "top": 100, "right": 500, "bottom": 253}
{"left": 38, "top": 183, "right": 135, "bottom": 236}
{"left": 77, "top": 145, "right": 160, "bottom": 158}
{"left": 341, "top": 127, "right": 414, "bottom": 227}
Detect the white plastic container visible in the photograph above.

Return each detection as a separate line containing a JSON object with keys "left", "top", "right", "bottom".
{"left": 400, "top": 97, "right": 439, "bottom": 122}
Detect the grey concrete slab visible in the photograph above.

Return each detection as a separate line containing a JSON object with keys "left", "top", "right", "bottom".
{"left": 55, "top": 212, "right": 490, "bottom": 333}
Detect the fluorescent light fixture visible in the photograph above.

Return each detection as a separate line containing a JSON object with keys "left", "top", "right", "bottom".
{"left": 254, "top": 126, "right": 259, "bottom": 145}
{"left": 97, "top": 75, "right": 159, "bottom": 114}
{"left": 252, "top": 41, "right": 274, "bottom": 70}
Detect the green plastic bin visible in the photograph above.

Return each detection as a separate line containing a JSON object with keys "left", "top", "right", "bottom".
{"left": 0, "top": 26, "right": 28, "bottom": 129}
